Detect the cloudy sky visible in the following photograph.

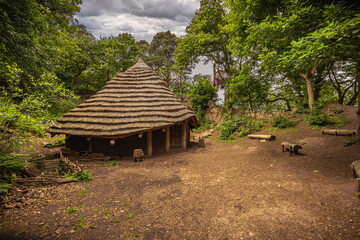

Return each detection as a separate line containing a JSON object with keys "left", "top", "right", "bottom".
{"left": 76, "top": 0, "right": 200, "bottom": 42}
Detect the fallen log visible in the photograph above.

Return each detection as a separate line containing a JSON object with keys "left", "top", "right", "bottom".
{"left": 321, "top": 129, "right": 356, "bottom": 136}
{"left": 248, "top": 134, "right": 275, "bottom": 141}
{"left": 15, "top": 177, "right": 77, "bottom": 186}
{"left": 20, "top": 165, "right": 42, "bottom": 178}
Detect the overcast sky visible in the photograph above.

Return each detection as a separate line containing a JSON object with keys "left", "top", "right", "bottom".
{"left": 76, "top": 0, "right": 200, "bottom": 42}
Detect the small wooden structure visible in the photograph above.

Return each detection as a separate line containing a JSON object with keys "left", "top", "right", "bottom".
{"left": 133, "top": 149, "right": 144, "bottom": 162}
{"left": 321, "top": 129, "right": 356, "bottom": 136}
{"left": 47, "top": 59, "right": 199, "bottom": 158}
{"left": 248, "top": 134, "right": 275, "bottom": 141}
{"left": 281, "top": 142, "right": 302, "bottom": 156}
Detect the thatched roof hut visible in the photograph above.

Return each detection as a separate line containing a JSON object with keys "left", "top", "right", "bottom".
{"left": 48, "top": 59, "right": 199, "bottom": 157}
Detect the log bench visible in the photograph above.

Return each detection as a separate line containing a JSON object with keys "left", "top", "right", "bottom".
{"left": 248, "top": 134, "right": 275, "bottom": 141}
{"left": 281, "top": 142, "right": 302, "bottom": 156}
{"left": 321, "top": 129, "right": 356, "bottom": 136}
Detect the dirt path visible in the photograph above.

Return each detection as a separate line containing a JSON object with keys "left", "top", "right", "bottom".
{"left": 1, "top": 123, "right": 360, "bottom": 239}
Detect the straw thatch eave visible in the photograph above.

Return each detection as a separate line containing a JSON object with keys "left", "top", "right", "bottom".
{"left": 47, "top": 58, "right": 199, "bottom": 138}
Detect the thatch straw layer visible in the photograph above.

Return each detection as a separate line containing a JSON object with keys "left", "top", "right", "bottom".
{"left": 48, "top": 59, "right": 199, "bottom": 138}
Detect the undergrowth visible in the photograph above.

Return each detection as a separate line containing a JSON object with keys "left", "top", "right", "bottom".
{"left": 219, "top": 115, "right": 264, "bottom": 140}
{"left": 271, "top": 115, "right": 294, "bottom": 129}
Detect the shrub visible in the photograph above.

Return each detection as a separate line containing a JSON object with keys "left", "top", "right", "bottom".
{"left": 271, "top": 115, "right": 294, "bottom": 129}
{"left": 66, "top": 207, "right": 77, "bottom": 214}
{"left": 0, "top": 182, "right": 13, "bottom": 195}
{"left": 219, "top": 116, "right": 240, "bottom": 140}
{"left": 304, "top": 110, "right": 331, "bottom": 126}
{"left": 0, "top": 152, "right": 31, "bottom": 181}
{"left": 219, "top": 115, "right": 264, "bottom": 140}
{"left": 76, "top": 170, "right": 93, "bottom": 182}
{"left": 343, "top": 136, "right": 359, "bottom": 147}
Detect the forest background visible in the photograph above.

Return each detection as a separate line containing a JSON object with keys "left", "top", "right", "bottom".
{"left": 1, "top": 0, "right": 360, "bottom": 189}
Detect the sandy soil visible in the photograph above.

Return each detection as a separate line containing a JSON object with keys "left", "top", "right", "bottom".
{"left": 1, "top": 109, "right": 360, "bottom": 240}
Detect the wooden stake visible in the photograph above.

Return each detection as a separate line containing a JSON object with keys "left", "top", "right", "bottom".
{"left": 182, "top": 120, "right": 188, "bottom": 150}
{"left": 147, "top": 131, "right": 152, "bottom": 157}
{"left": 166, "top": 127, "right": 170, "bottom": 152}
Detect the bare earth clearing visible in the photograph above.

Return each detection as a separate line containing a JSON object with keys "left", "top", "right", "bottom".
{"left": 1, "top": 110, "right": 360, "bottom": 239}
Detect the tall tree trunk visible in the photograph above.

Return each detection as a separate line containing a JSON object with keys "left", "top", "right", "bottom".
{"left": 300, "top": 64, "right": 318, "bottom": 110}
{"left": 357, "top": 73, "right": 360, "bottom": 134}
{"left": 301, "top": 74, "right": 316, "bottom": 110}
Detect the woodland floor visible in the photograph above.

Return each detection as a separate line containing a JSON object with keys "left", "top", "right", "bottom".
{"left": 1, "top": 105, "right": 360, "bottom": 240}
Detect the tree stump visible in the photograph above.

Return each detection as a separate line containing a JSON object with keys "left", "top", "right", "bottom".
{"left": 198, "top": 138, "right": 205, "bottom": 148}
{"left": 133, "top": 149, "right": 144, "bottom": 162}
{"left": 351, "top": 160, "right": 360, "bottom": 178}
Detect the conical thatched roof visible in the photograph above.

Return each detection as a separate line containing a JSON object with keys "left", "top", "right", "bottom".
{"left": 48, "top": 59, "right": 199, "bottom": 138}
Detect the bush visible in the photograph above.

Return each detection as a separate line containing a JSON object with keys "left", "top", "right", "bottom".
{"left": 304, "top": 110, "right": 331, "bottom": 126}
{"left": 0, "top": 182, "right": 13, "bottom": 195}
{"left": 190, "top": 75, "right": 217, "bottom": 122}
{"left": 219, "top": 116, "right": 241, "bottom": 140}
{"left": 76, "top": 170, "right": 93, "bottom": 182}
{"left": 0, "top": 152, "right": 31, "bottom": 181}
{"left": 271, "top": 115, "right": 294, "bottom": 129}
{"left": 343, "top": 136, "right": 359, "bottom": 147}
{"left": 219, "top": 115, "right": 264, "bottom": 140}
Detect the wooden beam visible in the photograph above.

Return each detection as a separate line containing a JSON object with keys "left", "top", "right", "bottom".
{"left": 182, "top": 120, "right": 188, "bottom": 150}
{"left": 147, "top": 131, "right": 152, "bottom": 157}
{"left": 166, "top": 126, "right": 170, "bottom": 152}
{"left": 86, "top": 137, "right": 93, "bottom": 153}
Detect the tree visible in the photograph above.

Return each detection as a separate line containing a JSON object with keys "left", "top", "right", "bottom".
{"left": 190, "top": 75, "right": 218, "bottom": 122}
{"left": 175, "top": 0, "right": 234, "bottom": 103}
{"left": 225, "top": 0, "right": 360, "bottom": 110}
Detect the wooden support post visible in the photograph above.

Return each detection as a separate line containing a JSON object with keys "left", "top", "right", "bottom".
{"left": 166, "top": 127, "right": 170, "bottom": 152}
{"left": 86, "top": 137, "right": 92, "bottom": 153}
{"left": 147, "top": 131, "right": 152, "bottom": 157}
{"left": 182, "top": 120, "right": 188, "bottom": 150}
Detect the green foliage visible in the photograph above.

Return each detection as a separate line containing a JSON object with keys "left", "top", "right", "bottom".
{"left": 66, "top": 207, "right": 77, "bottom": 214}
{"left": 304, "top": 110, "right": 331, "bottom": 126}
{"left": 43, "top": 139, "right": 65, "bottom": 148}
{"left": 271, "top": 115, "right": 294, "bottom": 129}
{"left": 0, "top": 152, "right": 31, "bottom": 182}
{"left": 192, "top": 119, "right": 214, "bottom": 132}
{"left": 342, "top": 136, "right": 359, "bottom": 147}
{"left": 76, "top": 170, "right": 93, "bottom": 182}
{"left": 219, "top": 115, "right": 264, "bottom": 140}
{"left": 0, "top": 182, "right": 13, "bottom": 195}
{"left": 126, "top": 214, "right": 134, "bottom": 219}
{"left": 107, "top": 161, "right": 122, "bottom": 166}
{"left": 190, "top": 75, "right": 217, "bottom": 122}
{"left": 78, "top": 190, "right": 88, "bottom": 196}
{"left": 114, "top": 219, "right": 120, "bottom": 223}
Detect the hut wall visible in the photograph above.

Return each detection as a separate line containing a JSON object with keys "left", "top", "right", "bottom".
{"left": 152, "top": 129, "right": 166, "bottom": 154}
{"left": 66, "top": 136, "right": 89, "bottom": 152}
{"left": 91, "top": 134, "right": 147, "bottom": 157}
{"left": 170, "top": 125, "right": 182, "bottom": 149}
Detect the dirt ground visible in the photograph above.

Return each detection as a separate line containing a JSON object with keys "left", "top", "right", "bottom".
{"left": 1, "top": 107, "right": 360, "bottom": 239}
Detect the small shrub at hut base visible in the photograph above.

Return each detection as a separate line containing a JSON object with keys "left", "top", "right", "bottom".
{"left": 76, "top": 170, "right": 93, "bottom": 182}
{"left": 271, "top": 115, "right": 294, "bottom": 129}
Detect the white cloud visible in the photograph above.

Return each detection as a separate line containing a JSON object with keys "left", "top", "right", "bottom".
{"left": 76, "top": 0, "right": 200, "bottom": 42}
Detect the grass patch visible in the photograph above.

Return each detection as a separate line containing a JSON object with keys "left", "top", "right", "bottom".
{"left": 114, "top": 219, "right": 120, "bottom": 223}
{"left": 78, "top": 190, "right": 88, "bottom": 196}
{"left": 93, "top": 209, "right": 99, "bottom": 213}
{"left": 126, "top": 214, "right": 134, "bottom": 219}
{"left": 74, "top": 222, "right": 83, "bottom": 230}
{"left": 343, "top": 136, "right": 359, "bottom": 147}
{"left": 105, "top": 211, "right": 111, "bottom": 215}
{"left": 66, "top": 207, "right": 77, "bottom": 214}
{"left": 124, "top": 202, "right": 130, "bottom": 206}
{"left": 107, "top": 161, "right": 122, "bottom": 166}
{"left": 128, "top": 224, "right": 134, "bottom": 228}
{"left": 76, "top": 170, "right": 93, "bottom": 182}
